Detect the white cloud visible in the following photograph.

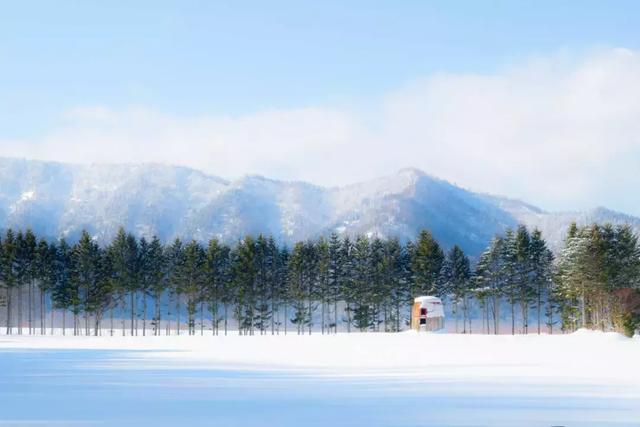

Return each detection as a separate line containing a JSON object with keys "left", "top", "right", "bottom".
{"left": 2, "top": 48, "right": 640, "bottom": 214}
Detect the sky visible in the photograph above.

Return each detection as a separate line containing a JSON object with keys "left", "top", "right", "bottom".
{"left": 1, "top": 1, "right": 640, "bottom": 214}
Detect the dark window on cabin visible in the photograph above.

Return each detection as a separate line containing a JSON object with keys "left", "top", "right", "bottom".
{"left": 420, "top": 318, "right": 426, "bottom": 325}
{"left": 420, "top": 308, "right": 427, "bottom": 316}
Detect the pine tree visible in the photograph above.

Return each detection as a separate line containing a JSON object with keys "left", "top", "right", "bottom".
{"left": 514, "top": 225, "right": 534, "bottom": 334}
{"left": 474, "top": 236, "right": 506, "bottom": 334}
{"left": 35, "top": 239, "right": 56, "bottom": 335}
{"left": 138, "top": 236, "right": 163, "bottom": 336}
{"left": 165, "top": 238, "right": 185, "bottom": 335}
{"left": 411, "top": 230, "right": 445, "bottom": 297}
{"left": 288, "top": 242, "right": 309, "bottom": 334}
{"left": 52, "top": 238, "right": 72, "bottom": 335}
{"left": 441, "top": 245, "right": 471, "bottom": 333}
{"left": 254, "top": 235, "right": 272, "bottom": 335}
{"left": 266, "top": 237, "right": 279, "bottom": 335}
{"left": 529, "top": 229, "right": 554, "bottom": 334}
{"left": 276, "top": 246, "right": 290, "bottom": 334}
{"left": 71, "top": 230, "right": 103, "bottom": 335}
{"left": 315, "top": 236, "right": 330, "bottom": 334}
{"left": 501, "top": 229, "right": 519, "bottom": 335}
{"left": 1, "top": 230, "right": 18, "bottom": 335}
{"left": 383, "top": 238, "right": 407, "bottom": 332}
{"left": 146, "top": 236, "right": 166, "bottom": 336}
{"left": 340, "top": 236, "right": 354, "bottom": 332}
{"left": 180, "top": 240, "right": 206, "bottom": 335}
{"left": 352, "top": 235, "right": 372, "bottom": 331}
{"left": 205, "top": 238, "right": 230, "bottom": 335}
{"left": 14, "top": 231, "right": 27, "bottom": 335}
{"left": 327, "top": 233, "right": 343, "bottom": 334}
{"left": 23, "top": 230, "right": 37, "bottom": 335}
{"left": 231, "top": 237, "right": 257, "bottom": 335}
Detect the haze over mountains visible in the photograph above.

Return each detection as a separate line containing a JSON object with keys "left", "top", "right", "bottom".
{"left": 1, "top": 157, "right": 638, "bottom": 256}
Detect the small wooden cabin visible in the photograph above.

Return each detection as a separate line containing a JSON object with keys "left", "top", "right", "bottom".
{"left": 411, "top": 296, "right": 445, "bottom": 332}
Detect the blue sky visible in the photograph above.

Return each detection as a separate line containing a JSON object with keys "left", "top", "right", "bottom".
{"left": 2, "top": 0, "right": 638, "bottom": 137}
{"left": 1, "top": 1, "right": 640, "bottom": 214}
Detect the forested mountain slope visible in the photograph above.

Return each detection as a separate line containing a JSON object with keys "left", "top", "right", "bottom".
{"left": 1, "top": 158, "right": 638, "bottom": 256}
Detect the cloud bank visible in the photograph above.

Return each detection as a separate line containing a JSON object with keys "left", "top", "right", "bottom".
{"left": 3, "top": 48, "right": 640, "bottom": 215}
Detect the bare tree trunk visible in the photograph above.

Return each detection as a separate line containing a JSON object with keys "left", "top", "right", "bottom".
{"left": 511, "top": 300, "right": 515, "bottom": 335}
{"left": 335, "top": 298, "right": 339, "bottom": 334}
{"left": 167, "top": 292, "right": 172, "bottom": 336}
{"left": 84, "top": 306, "right": 89, "bottom": 336}
{"left": 5, "top": 288, "right": 12, "bottom": 335}
{"left": 40, "top": 288, "right": 45, "bottom": 335}
{"left": 284, "top": 303, "right": 288, "bottom": 335}
{"left": 580, "top": 290, "right": 586, "bottom": 329}
{"left": 224, "top": 303, "right": 228, "bottom": 336}
{"left": 454, "top": 300, "right": 459, "bottom": 333}
{"left": 130, "top": 291, "right": 135, "bottom": 336}
{"left": 537, "top": 284, "right": 542, "bottom": 334}
{"left": 28, "top": 281, "right": 32, "bottom": 335}
{"left": 176, "top": 294, "right": 180, "bottom": 336}
{"left": 493, "top": 295, "right": 500, "bottom": 335}
{"left": 143, "top": 292, "right": 147, "bottom": 337}
{"left": 308, "top": 299, "right": 312, "bottom": 335}
{"left": 200, "top": 301, "right": 204, "bottom": 336}
{"left": 18, "top": 285, "right": 23, "bottom": 335}
{"left": 346, "top": 303, "right": 351, "bottom": 333}
{"left": 271, "top": 296, "right": 275, "bottom": 335}
{"left": 154, "top": 292, "right": 161, "bottom": 336}
{"left": 320, "top": 300, "right": 324, "bottom": 335}
{"left": 50, "top": 298, "right": 54, "bottom": 335}
{"left": 94, "top": 313, "right": 101, "bottom": 336}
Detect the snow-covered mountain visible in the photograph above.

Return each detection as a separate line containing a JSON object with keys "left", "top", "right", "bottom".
{"left": 1, "top": 158, "right": 638, "bottom": 256}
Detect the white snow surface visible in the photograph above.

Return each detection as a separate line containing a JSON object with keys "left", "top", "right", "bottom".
{"left": 1, "top": 330, "right": 637, "bottom": 382}
{"left": 0, "top": 330, "right": 639, "bottom": 426}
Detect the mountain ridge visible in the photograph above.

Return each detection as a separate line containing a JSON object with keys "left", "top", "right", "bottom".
{"left": 1, "top": 157, "right": 638, "bottom": 256}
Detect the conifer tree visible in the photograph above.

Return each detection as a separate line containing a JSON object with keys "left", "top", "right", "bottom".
{"left": 71, "top": 230, "right": 103, "bottom": 335}
{"left": 383, "top": 238, "right": 407, "bottom": 332}
{"left": 288, "top": 242, "right": 309, "bottom": 334}
{"left": 514, "top": 225, "right": 534, "bottom": 333}
{"left": 501, "top": 229, "right": 519, "bottom": 334}
{"left": 315, "top": 237, "right": 330, "bottom": 334}
{"left": 231, "top": 237, "right": 257, "bottom": 335}
{"left": 327, "top": 233, "right": 343, "bottom": 334}
{"left": 165, "top": 238, "right": 185, "bottom": 335}
{"left": 340, "top": 236, "right": 354, "bottom": 332}
{"left": 352, "top": 235, "right": 372, "bottom": 331}
{"left": 23, "top": 230, "right": 37, "bottom": 335}
{"left": 411, "top": 230, "right": 445, "bottom": 297}
{"left": 146, "top": 236, "right": 166, "bottom": 336}
{"left": 1, "top": 230, "right": 18, "bottom": 335}
{"left": 254, "top": 235, "right": 272, "bottom": 334}
{"left": 205, "top": 238, "right": 230, "bottom": 335}
{"left": 529, "top": 229, "right": 554, "bottom": 334}
{"left": 277, "top": 246, "right": 290, "bottom": 334}
{"left": 441, "top": 245, "right": 471, "bottom": 333}
{"left": 35, "top": 239, "right": 55, "bottom": 335}
{"left": 474, "top": 236, "right": 507, "bottom": 334}
{"left": 52, "top": 238, "right": 72, "bottom": 335}
{"left": 180, "top": 240, "right": 207, "bottom": 335}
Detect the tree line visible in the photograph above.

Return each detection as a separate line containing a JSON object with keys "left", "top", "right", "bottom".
{"left": 0, "top": 223, "right": 638, "bottom": 337}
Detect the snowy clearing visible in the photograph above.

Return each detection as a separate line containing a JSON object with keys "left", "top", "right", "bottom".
{"left": 1, "top": 331, "right": 639, "bottom": 426}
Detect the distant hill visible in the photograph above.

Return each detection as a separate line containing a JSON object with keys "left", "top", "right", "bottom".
{"left": 1, "top": 158, "right": 638, "bottom": 256}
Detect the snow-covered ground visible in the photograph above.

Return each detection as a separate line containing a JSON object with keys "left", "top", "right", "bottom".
{"left": 1, "top": 330, "right": 639, "bottom": 426}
